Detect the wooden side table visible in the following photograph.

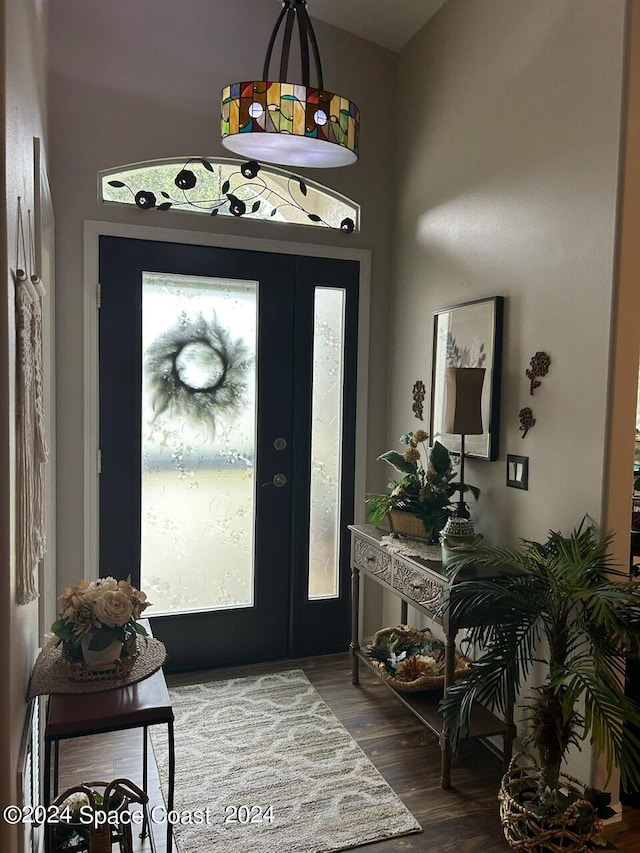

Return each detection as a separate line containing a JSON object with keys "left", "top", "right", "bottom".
{"left": 43, "top": 649, "right": 174, "bottom": 852}
{"left": 349, "top": 524, "right": 516, "bottom": 789}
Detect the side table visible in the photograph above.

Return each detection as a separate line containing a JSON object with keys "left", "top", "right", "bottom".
{"left": 43, "top": 643, "right": 175, "bottom": 852}
{"left": 349, "top": 524, "right": 516, "bottom": 789}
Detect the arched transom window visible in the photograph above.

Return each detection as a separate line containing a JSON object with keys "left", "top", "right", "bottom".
{"left": 99, "top": 157, "right": 359, "bottom": 233}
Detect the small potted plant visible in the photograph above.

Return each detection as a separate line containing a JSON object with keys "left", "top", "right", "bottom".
{"left": 438, "top": 520, "right": 640, "bottom": 851}
{"left": 366, "top": 430, "right": 479, "bottom": 542}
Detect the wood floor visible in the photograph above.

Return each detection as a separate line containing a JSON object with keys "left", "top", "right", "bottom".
{"left": 55, "top": 653, "right": 640, "bottom": 853}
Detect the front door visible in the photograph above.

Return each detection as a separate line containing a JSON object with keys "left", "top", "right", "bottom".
{"left": 98, "top": 236, "right": 358, "bottom": 670}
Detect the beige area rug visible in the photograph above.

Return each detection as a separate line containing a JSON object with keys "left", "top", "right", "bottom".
{"left": 150, "top": 669, "right": 421, "bottom": 853}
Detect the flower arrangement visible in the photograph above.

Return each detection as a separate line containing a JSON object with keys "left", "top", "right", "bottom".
{"left": 367, "top": 626, "right": 472, "bottom": 694}
{"left": 367, "top": 626, "right": 444, "bottom": 681}
{"left": 51, "top": 577, "right": 151, "bottom": 660}
{"left": 366, "top": 430, "right": 479, "bottom": 538}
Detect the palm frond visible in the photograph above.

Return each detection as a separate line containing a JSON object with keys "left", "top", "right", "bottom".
{"left": 439, "top": 520, "right": 640, "bottom": 792}
{"left": 440, "top": 612, "right": 543, "bottom": 750}
{"left": 442, "top": 573, "right": 546, "bottom": 626}
{"left": 559, "top": 660, "right": 640, "bottom": 791}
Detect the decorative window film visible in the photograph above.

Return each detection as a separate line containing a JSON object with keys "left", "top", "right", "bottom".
{"left": 100, "top": 158, "right": 359, "bottom": 232}
{"left": 141, "top": 271, "right": 258, "bottom": 615}
{"left": 308, "top": 287, "right": 346, "bottom": 600}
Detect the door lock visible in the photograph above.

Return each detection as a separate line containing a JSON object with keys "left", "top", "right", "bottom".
{"left": 262, "top": 473, "right": 288, "bottom": 488}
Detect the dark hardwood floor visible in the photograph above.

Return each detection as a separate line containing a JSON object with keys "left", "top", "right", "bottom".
{"left": 55, "top": 653, "right": 640, "bottom": 852}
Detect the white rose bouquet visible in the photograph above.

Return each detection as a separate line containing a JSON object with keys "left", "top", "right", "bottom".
{"left": 51, "top": 577, "right": 151, "bottom": 659}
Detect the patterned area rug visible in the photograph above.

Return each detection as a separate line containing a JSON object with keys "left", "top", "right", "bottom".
{"left": 150, "top": 669, "right": 421, "bottom": 853}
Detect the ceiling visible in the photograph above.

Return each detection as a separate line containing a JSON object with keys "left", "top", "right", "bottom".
{"left": 305, "top": 0, "right": 447, "bottom": 53}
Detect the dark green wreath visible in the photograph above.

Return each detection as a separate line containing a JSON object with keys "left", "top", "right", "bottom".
{"left": 145, "top": 313, "right": 252, "bottom": 431}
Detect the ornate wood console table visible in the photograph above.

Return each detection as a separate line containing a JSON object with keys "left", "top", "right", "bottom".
{"left": 349, "top": 524, "right": 516, "bottom": 789}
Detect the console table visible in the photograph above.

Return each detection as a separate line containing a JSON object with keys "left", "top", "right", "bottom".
{"left": 349, "top": 524, "right": 516, "bottom": 789}
{"left": 43, "top": 623, "right": 174, "bottom": 852}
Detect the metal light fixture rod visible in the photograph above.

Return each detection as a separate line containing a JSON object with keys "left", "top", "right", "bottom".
{"left": 261, "top": 0, "right": 324, "bottom": 90}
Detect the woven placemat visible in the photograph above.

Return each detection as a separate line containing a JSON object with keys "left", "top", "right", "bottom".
{"left": 381, "top": 534, "right": 443, "bottom": 561}
{"left": 27, "top": 637, "right": 167, "bottom": 700}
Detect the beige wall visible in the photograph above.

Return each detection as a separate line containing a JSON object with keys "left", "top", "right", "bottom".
{"left": 1, "top": 0, "right": 48, "bottom": 849}
{"left": 390, "top": 0, "right": 628, "bottom": 785}
{"left": 47, "top": 0, "right": 396, "bottom": 616}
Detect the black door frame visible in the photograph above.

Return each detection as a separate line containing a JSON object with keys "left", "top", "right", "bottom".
{"left": 97, "top": 233, "right": 362, "bottom": 670}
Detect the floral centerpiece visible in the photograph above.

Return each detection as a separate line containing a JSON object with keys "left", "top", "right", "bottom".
{"left": 367, "top": 626, "right": 444, "bottom": 680}
{"left": 366, "top": 430, "right": 479, "bottom": 541}
{"left": 367, "top": 625, "right": 470, "bottom": 692}
{"left": 51, "top": 577, "right": 150, "bottom": 664}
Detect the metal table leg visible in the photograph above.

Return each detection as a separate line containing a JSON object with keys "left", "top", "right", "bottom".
{"left": 167, "top": 719, "right": 175, "bottom": 853}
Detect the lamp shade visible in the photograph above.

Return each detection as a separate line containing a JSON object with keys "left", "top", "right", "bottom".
{"left": 444, "top": 367, "right": 485, "bottom": 435}
{"left": 221, "top": 82, "right": 359, "bottom": 168}
{"left": 220, "top": 0, "right": 359, "bottom": 168}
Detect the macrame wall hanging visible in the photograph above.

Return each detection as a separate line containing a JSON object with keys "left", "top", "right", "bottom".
{"left": 14, "top": 198, "right": 48, "bottom": 605}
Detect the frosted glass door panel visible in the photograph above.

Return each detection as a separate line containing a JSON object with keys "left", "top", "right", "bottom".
{"left": 141, "top": 272, "right": 257, "bottom": 615}
{"left": 308, "top": 287, "right": 346, "bottom": 599}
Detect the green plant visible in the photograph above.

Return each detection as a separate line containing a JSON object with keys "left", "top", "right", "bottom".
{"left": 439, "top": 520, "right": 640, "bottom": 837}
{"left": 366, "top": 430, "right": 479, "bottom": 536}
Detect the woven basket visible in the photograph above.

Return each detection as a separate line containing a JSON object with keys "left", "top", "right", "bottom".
{"left": 368, "top": 626, "right": 471, "bottom": 692}
{"left": 61, "top": 631, "right": 140, "bottom": 682}
{"left": 498, "top": 755, "right": 599, "bottom": 853}
{"left": 388, "top": 510, "right": 432, "bottom": 541}
{"left": 51, "top": 778, "right": 148, "bottom": 853}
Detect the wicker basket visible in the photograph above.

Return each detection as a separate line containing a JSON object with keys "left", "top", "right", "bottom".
{"left": 388, "top": 510, "right": 432, "bottom": 541}
{"left": 368, "top": 625, "right": 471, "bottom": 692}
{"left": 61, "top": 631, "right": 140, "bottom": 682}
{"left": 498, "top": 755, "right": 599, "bottom": 853}
{"left": 51, "top": 779, "right": 148, "bottom": 853}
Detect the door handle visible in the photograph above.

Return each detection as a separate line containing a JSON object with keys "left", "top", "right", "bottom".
{"left": 261, "top": 473, "right": 288, "bottom": 488}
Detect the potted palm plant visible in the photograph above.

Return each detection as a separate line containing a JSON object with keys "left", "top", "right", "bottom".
{"left": 366, "top": 430, "right": 479, "bottom": 543}
{"left": 439, "top": 520, "right": 640, "bottom": 851}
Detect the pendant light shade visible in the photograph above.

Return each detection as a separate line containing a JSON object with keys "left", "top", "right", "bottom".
{"left": 221, "top": 0, "right": 359, "bottom": 168}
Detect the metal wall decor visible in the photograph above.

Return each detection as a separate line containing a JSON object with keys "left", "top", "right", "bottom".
{"left": 518, "top": 407, "right": 536, "bottom": 438}
{"left": 105, "top": 157, "right": 356, "bottom": 232}
{"left": 412, "top": 380, "right": 426, "bottom": 421}
{"left": 526, "top": 351, "right": 551, "bottom": 395}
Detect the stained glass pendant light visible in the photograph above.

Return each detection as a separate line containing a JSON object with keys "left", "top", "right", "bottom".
{"left": 221, "top": 0, "right": 359, "bottom": 168}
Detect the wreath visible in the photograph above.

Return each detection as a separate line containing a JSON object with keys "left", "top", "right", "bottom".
{"left": 145, "top": 313, "right": 252, "bottom": 431}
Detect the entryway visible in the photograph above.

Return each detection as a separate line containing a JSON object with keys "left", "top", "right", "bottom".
{"left": 98, "top": 236, "right": 359, "bottom": 670}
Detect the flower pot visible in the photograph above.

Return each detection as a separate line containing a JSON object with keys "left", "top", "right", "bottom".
{"left": 80, "top": 633, "right": 123, "bottom": 672}
{"left": 499, "top": 756, "right": 600, "bottom": 853}
{"left": 387, "top": 510, "right": 432, "bottom": 541}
